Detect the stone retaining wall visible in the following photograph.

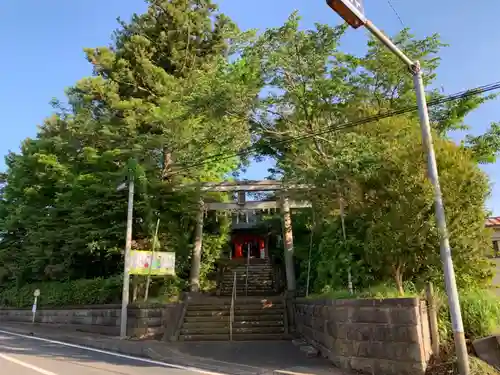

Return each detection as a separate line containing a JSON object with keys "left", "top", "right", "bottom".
{"left": 0, "top": 303, "right": 183, "bottom": 338}
{"left": 294, "top": 297, "right": 432, "bottom": 375}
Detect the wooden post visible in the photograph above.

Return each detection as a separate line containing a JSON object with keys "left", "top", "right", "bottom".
{"left": 281, "top": 194, "right": 296, "bottom": 291}
{"left": 426, "top": 282, "right": 440, "bottom": 356}
{"left": 189, "top": 199, "right": 204, "bottom": 292}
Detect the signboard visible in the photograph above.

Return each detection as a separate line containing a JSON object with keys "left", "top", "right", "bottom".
{"left": 326, "top": 0, "right": 367, "bottom": 29}
{"left": 129, "top": 251, "right": 176, "bottom": 276}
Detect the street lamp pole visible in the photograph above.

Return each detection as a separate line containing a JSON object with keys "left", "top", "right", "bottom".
{"left": 326, "top": 1, "right": 469, "bottom": 374}
{"left": 120, "top": 175, "right": 134, "bottom": 338}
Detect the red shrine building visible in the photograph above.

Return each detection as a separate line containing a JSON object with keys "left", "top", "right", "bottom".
{"left": 226, "top": 206, "right": 274, "bottom": 262}
{"left": 231, "top": 229, "right": 268, "bottom": 261}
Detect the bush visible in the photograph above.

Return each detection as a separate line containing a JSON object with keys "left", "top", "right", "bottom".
{"left": 0, "top": 276, "right": 122, "bottom": 308}
{"left": 437, "top": 288, "right": 500, "bottom": 342}
{"left": 311, "top": 282, "right": 420, "bottom": 300}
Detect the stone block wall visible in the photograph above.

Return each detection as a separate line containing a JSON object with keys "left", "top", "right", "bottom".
{"left": 294, "top": 298, "right": 432, "bottom": 375}
{"left": 0, "top": 303, "right": 183, "bottom": 338}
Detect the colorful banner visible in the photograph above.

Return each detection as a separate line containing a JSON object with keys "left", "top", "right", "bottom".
{"left": 129, "top": 251, "right": 176, "bottom": 276}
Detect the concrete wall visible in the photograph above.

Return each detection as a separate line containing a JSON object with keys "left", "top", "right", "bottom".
{"left": 0, "top": 303, "right": 183, "bottom": 338}
{"left": 294, "top": 298, "right": 432, "bottom": 375}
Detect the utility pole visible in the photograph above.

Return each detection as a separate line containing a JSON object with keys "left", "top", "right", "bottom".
{"left": 326, "top": 1, "right": 469, "bottom": 374}
{"left": 120, "top": 174, "right": 134, "bottom": 339}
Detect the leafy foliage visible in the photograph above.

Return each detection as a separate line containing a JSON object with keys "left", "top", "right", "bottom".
{"left": 0, "top": 277, "right": 122, "bottom": 308}
{"left": 0, "top": 0, "right": 261, "bottom": 294}
{"left": 437, "top": 288, "right": 500, "bottom": 342}
{"left": 246, "top": 14, "right": 497, "bottom": 295}
{"left": 301, "top": 118, "right": 494, "bottom": 295}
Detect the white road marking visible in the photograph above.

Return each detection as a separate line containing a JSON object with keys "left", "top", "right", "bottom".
{"left": 0, "top": 352, "right": 59, "bottom": 375}
{"left": 0, "top": 330, "right": 226, "bottom": 375}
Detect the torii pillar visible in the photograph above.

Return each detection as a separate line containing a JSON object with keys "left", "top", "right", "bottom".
{"left": 189, "top": 198, "right": 204, "bottom": 292}
{"left": 281, "top": 194, "right": 296, "bottom": 291}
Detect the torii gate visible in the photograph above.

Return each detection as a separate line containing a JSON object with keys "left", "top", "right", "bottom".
{"left": 186, "top": 180, "right": 311, "bottom": 293}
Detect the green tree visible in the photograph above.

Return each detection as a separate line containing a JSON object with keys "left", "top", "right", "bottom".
{"left": 247, "top": 13, "right": 496, "bottom": 294}
{"left": 0, "top": 0, "right": 261, "bottom": 290}
{"left": 249, "top": 14, "right": 500, "bottom": 176}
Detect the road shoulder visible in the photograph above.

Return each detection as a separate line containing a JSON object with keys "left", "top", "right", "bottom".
{"left": 0, "top": 323, "right": 343, "bottom": 375}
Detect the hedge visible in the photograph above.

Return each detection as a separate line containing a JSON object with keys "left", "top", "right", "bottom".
{"left": 0, "top": 276, "right": 122, "bottom": 308}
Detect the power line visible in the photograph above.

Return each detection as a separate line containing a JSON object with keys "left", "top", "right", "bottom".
{"left": 387, "top": 0, "right": 405, "bottom": 28}
{"left": 168, "top": 81, "right": 500, "bottom": 177}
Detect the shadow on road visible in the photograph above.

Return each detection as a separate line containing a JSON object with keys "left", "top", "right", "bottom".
{"left": 0, "top": 331, "right": 341, "bottom": 375}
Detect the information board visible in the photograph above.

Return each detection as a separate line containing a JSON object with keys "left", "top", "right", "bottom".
{"left": 129, "top": 251, "right": 176, "bottom": 276}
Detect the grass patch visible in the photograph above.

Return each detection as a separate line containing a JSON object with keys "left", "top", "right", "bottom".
{"left": 436, "top": 288, "right": 500, "bottom": 342}
{"left": 426, "top": 355, "right": 500, "bottom": 375}
{"left": 309, "top": 282, "right": 420, "bottom": 300}
{"left": 470, "top": 356, "right": 500, "bottom": 375}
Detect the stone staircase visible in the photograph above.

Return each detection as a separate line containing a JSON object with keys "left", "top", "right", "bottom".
{"left": 219, "top": 262, "right": 276, "bottom": 296}
{"left": 178, "top": 296, "right": 287, "bottom": 341}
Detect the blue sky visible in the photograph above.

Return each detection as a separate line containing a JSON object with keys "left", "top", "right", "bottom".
{"left": 1, "top": 0, "right": 499, "bottom": 214}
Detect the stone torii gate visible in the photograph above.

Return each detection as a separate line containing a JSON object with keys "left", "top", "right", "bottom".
{"left": 187, "top": 180, "right": 311, "bottom": 293}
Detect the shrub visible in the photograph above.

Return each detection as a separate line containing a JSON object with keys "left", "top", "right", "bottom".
{"left": 0, "top": 276, "right": 122, "bottom": 308}
{"left": 312, "top": 282, "right": 420, "bottom": 300}
{"left": 437, "top": 288, "right": 500, "bottom": 342}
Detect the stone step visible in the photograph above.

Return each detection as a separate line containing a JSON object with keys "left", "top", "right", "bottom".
{"left": 179, "top": 333, "right": 289, "bottom": 341}
{"left": 221, "top": 280, "right": 274, "bottom": 284}
{"left": 186, "top": 307, "right": 284, "bottom": 315}
{"left": 224, "top": 271, "right": 273, "bottom": 275}
{"left": 227, "top": 268, "right": 272, "bottom": 271}
{"left": 220, "top": 287, "right": 275, "bottom": 292}
{"left": 181, "top": 325, "right": 285, "bottom": 335}
{"left": 221, "top": 285, "right": 274, "bottom": 290}
{"left": 222, "top": 276, "right": 273, "bottom": 281}
{"left": 220, "top": 292, "right": 279, "bottom": 297}
{"left": 187, "top": 303, "right": 283, "bottom": 310}
{"left": 225, "top": 275, "right": 273, "bottom": 279}
{"left": 220, "top": 291, "right": 276, "bottom": 296}
{"left": 223, "top": 270, "right": 273, "bottom": 274}
{"left": 227, "top": 271, "right": 273, "bottom": 274}
{"left": 185, "top": 309, "right": 284, "bottom": 317}
{"left": 186, "top": 296, "right": 282, "bottom": 303}
{"left": 180, "top": 326, "right": 285, "bottom": 336}
{"left": 182, "top": 320, "right": 284, "bottom": 329}
{"left": 185, "top": 314, "right": 284, "bottom": 323}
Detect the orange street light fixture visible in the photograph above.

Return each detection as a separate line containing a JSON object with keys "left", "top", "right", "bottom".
{"left": 326, "top": 0, "right": 366, "bottom": 29}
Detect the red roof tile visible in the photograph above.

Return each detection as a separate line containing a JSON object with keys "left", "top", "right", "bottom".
{"left": 486, "top": 217, "right": 500, "bottom": 227}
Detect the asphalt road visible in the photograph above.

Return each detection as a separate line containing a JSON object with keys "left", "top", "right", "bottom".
{"left": 0, "top": 331, "right": 221, "bottom": 375}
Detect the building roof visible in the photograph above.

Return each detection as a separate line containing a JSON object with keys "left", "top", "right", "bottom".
{"left": 486, "top": 217, "right": 500, "bottom": 228}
